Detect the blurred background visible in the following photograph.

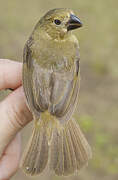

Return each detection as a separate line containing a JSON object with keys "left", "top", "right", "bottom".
{"left": 0, "top": 0, "right": 118, "bottom": 179}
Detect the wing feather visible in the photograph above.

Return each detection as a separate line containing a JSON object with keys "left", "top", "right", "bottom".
{"left": 23, "top": 43, "right": 41, "bottom": 116}
{"left": 23, "top": 40, "right": 80, "bottom": 124}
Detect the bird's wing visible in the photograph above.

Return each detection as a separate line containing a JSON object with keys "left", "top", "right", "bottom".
{"left": 23, "top": 41, "right": 80, "bottom": 124}
{"left": 23, "top": 42, "right": 41, "bottom": 116}
{"left": 49, "top": 52, "right": 80, "bottom": 124}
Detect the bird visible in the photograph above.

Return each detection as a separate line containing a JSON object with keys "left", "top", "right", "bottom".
{"left": 21, "top": 8, "right": 92, "bottom": 176}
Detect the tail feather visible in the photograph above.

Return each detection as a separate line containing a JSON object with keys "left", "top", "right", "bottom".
{"left": 62, "top": 129, "right": 75, "bottom": 175}
{"left": 21, "top": 124, "right": 49, "bottom": 175}
{"left": 55, "top": 130, "right": 64, "bottom": 175}
{"left": 65, "top": 127, "right": 77, "bottom": 173}
{"left": 49, "top": 119, "right": 92, "bottom": 176}
{"left": 21, "top": 118, "right": 92, "bottom": 176}
{"left": 50, "top": 129, "right": 65, "bottom": 175}
{"left": 69, "top": 120, "right": 91, "bottom": 169}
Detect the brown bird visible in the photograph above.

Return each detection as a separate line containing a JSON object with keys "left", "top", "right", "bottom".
{"left": 21, "top": 8, "right": 92, "bottom": 176}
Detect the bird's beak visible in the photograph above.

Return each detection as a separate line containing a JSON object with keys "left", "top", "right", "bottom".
{"left": 67, "top": 14, "right": 83, "bottom": 31}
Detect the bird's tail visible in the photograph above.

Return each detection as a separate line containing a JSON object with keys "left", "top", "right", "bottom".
{"left": 21, "top": 118, "right": 92, "bottom": 176}
{"left": 49, "top": 119, "right": 92, "bottom": 176}
{"left": 20, "top": 121, "right": 49, "bottom": 175}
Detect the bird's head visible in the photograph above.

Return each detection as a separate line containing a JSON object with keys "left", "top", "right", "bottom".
{"left": 36, "top": 8, "right": 82, "bottom": 40}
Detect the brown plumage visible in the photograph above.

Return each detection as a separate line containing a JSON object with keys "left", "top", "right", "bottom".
{"left": 21, "top": 8, "right": 92, "bottom": 176}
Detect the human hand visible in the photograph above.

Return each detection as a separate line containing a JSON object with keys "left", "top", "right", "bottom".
{"left": 0, "top": 59, "right": 33, "bottom": 180}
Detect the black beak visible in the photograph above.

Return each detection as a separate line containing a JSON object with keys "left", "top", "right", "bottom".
{"left": 67, "top": 14, "right": 83, "bottom": 31}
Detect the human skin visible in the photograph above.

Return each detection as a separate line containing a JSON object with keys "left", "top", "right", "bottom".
{"left": 0, "top": 59, "right": 32, "bottom": 180}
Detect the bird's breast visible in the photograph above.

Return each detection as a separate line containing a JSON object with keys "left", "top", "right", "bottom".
{"left": 31, "top": 37, "right": 77, "bottom": 72}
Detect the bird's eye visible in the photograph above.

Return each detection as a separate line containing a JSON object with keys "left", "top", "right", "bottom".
{"left": 54, "top": 19, "right": 61, "bottom": 25}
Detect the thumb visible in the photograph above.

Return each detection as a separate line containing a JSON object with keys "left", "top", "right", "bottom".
{"left": 0, "top": 86, "right": 33, "bottom": 157}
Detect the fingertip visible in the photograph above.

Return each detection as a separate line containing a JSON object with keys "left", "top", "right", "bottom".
{"left": 0, "top": 86, "right": 32, "bottom": 159}
{"left": 0, "top": 59, "right": 22, "bottom": 90}
{"left": 1, "top": 86, "right": 32, "bottom": 131}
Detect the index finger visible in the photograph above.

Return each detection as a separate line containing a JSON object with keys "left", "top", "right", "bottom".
{"left": 0, "top": 59, "right": 22, "bottom": 90}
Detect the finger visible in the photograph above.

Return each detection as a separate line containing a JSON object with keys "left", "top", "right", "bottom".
{"left": 0, "top": 86, "right": 33, "bottom": 157}
{"left": 0, "top": 133, "right": 21, "bottom": 180}
{"left": 0, "top": 59, "right": 22, "bottom": 90}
